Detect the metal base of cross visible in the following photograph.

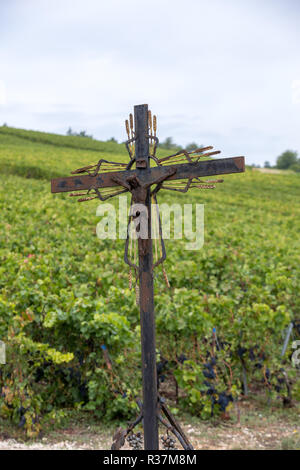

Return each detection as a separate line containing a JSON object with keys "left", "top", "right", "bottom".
{"left": 111, "top": 395, "right": 194, "bottom": 451}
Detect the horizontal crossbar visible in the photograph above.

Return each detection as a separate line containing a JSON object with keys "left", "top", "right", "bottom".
{"left": 51, "top": 156, "right": 245, "bottom": 194}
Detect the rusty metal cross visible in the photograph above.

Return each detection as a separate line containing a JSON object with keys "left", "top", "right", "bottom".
{"left": 51, "top": 104, "right": 245, "bottom": 450}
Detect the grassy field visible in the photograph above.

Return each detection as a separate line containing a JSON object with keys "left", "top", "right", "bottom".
{"left": 0, "top": 125, "right": 299, "bottom": 447}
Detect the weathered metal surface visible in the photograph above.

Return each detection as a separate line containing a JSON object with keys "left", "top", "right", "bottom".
{"left": 111, "top": 408, "right": 144, "bottom": 450}
{"left": 160, "top": 398, "right": 193, "bottom": 449}
{"left": 111, "top": 396, "right": 194, "bottom": 451}
{"left": 50, "top": 103, "right": 246, "bottom": 451}
{"left": 51, "top": 155, "right": 245, "bottom": 193}
{"left": 134, "top": 104, "right": 159, "bottom": 450}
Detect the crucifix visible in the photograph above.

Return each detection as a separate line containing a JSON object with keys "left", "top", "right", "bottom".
{"left": 51, "top": 104, "right": 245, "bottom": 450}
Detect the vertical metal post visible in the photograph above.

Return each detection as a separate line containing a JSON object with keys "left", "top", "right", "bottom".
{"left": 281, "top": 322, "right": 294, "bottom": 357}
{"left": 134, "top": 104, "right": 159, "bottom": 450}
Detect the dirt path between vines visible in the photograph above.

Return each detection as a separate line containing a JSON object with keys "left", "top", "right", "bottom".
{"left": 0, "top": 400, "right": 299, "bottom": 450}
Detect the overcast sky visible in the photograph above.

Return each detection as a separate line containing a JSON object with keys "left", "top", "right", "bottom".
{"left": 0, "top": 0, "right": 299, "bottom": 165}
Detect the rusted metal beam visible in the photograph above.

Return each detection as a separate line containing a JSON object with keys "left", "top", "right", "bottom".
{"left": 51, "top": 156, "right": 245, "bottom": 193}
{"left": 134, "top": 104, "right": 159, "bottom": 450}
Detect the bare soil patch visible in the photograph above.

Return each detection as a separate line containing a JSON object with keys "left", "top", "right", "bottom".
{"left": 0, "top": 398, "right": 299, "bottom": 450}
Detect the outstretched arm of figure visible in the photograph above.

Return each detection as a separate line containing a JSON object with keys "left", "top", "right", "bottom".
{"left": 145, "top": 167, "right": 177, "bottom": 189}
{"left": 111, "top": 175, "right": 131, "bottom": 191}
{"left": 149, "top": 167, "right": 177, "bottom": 195}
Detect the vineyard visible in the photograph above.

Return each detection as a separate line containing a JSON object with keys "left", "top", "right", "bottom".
{"left": 0, "top": 125, "right": 299, "bottom": 443}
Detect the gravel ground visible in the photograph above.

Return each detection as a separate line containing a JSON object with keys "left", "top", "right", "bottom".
{"left": 0, "top": 405, "right": 299, "bottom": 450}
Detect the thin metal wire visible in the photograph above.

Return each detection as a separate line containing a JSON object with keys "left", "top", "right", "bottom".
{"left": 148, "top": 110, "right": 153, "bottom": 156}
{"left": 151, "top": 195, "right": 170, "bottom": 288}
{"left": 72, "top": 161, "right": 127, "bottom": 176}
{"left": 130, "top": 113, "right": 135, "bottom": 157}
{"left": 158, "top": 149, "right": 221, "bottom": 166}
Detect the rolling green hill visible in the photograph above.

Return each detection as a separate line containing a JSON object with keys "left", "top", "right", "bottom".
{"left": 0, "top": 125, "right": 299, "bottom": 435}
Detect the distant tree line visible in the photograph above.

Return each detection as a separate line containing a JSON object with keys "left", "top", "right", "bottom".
{"left": 157, "top": 137, "right": 201, "bottom": 152}
{"left": 66, "top": 128, "right": 121, "bottom": 144}
{"left": 65, "top": 129, "right": 202, "bottom": 152}
{"left": 250, "top": 150, "right": 300, "bottom": 173}
{"left": 65, "top": 127, "right": 299, "bottom": 173}
{"left": 275, "top": 150, "right": 300, "bottom": 172}
{"left": 66, "top": 127, "right": 93, "bottom": 139}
